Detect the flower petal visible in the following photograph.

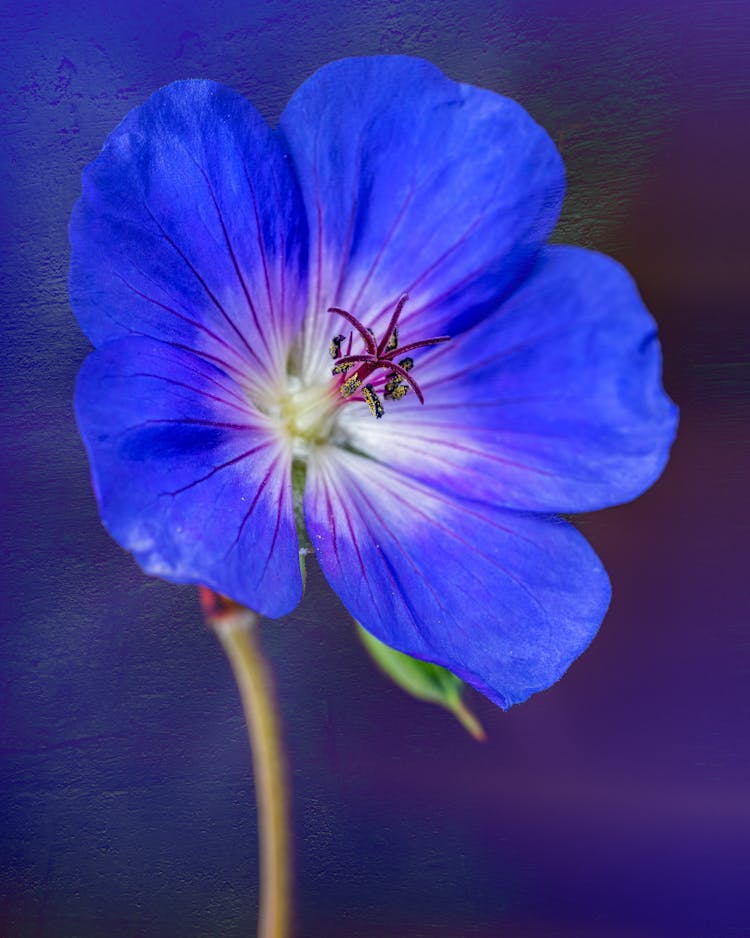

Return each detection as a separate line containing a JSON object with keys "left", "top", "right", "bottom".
{"left": 342, "top": 246, "right": 678, "bottom": 513}
{"left": 305, "top": 447, "right": 610, "bottom": 708}
{"left": 278, "top": 55, "right": 564, "bottom": 383}
{"left": 70, "top": 80, "right": 308, "bottom": 395}
{"left": 75, "top": 336, "right": 300, "bottom": 617}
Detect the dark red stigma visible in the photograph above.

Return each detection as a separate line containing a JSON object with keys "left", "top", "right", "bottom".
{"left": 327, "top": 294, "right": 450, "bottom": 418}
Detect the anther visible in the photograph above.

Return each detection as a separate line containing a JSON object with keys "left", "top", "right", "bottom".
{"left": 340, "top": 373, "right": 362, "bottom": 398}
{"left": 383, "top": 372, "right": 403, "bottom": 397}
{"left": 329, "top": 334, "right": 345, "bottom": 359}
{"left": 362, "top": 384, "right": 384, "bottom": 419}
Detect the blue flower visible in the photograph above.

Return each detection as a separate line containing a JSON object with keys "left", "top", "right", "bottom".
{"left": 71, "top": 57, "right": 677, "bottom": 709}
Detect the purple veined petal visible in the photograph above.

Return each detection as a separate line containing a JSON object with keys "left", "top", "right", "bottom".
{"left": 304, "top": 446, "right": 611, "bottom": 709}
{"left": 278, "top": 55, "right": 564, "bottom": 385}
{"left": 341, "top": 246, "right": 678, "bottom": 514}
{"left": 70, "top": 80, "right": 308, "bottom": 398}
{"left": 75, "top": 336, "right": 301, "bottom": 617}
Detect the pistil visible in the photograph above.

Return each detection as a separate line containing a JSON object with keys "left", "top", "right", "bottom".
{"left": 328, "top": 294, "right": 449, "bottom": 418}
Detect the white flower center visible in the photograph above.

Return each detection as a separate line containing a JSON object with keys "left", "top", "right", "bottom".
{"left": 274, "top": 375, "right": 340, "bottom": 458}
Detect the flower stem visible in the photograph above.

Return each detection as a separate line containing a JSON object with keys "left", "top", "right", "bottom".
{"left": 202, "top": 589, "right": 292, "bottom": 938}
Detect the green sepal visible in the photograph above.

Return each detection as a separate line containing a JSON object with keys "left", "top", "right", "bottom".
{"left": 356, "top": 623, "right": 486, "bottom": 741}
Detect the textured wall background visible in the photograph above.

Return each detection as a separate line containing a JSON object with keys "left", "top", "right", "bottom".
{"left": 1, "top": 2, "right": 748, "bottom": 936}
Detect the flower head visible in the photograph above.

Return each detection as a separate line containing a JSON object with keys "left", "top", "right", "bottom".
{"left": 71, "top": 57, "right": 677, "bottom": 708}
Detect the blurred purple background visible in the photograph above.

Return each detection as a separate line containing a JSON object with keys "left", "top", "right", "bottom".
{"left": 1, "top": 2, "right": 748, "bottom": 936}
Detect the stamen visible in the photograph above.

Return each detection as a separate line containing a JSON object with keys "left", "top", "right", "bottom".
{"left": 386, "top": 384, "right": 409, "bottom": 401}
{"left": 340, "top": 373, "right": 362, "bottom": 398}
{"left": 362, "top": 384, "right": 384, "bottom": 419}
{"left": 383, "top": 358, "right": 424, "bottom": 403}
{"left": 329, "top": 334, "right": 345, "bottom": 359}
{"left": 383, "top": 372, "right": 403, "bottom": 397}
{"left": 384, "top": 358, "right": 415, "bottom": 399}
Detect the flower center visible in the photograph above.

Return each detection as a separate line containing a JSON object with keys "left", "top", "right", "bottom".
{"left": 264, "top": 294, "right": 449, "bottom": 456}
{"left": 327, "top": 293, "right": 450, "bottom": 418}
{"left": 276, "top": 376, "right": 339, "bottom": 457}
